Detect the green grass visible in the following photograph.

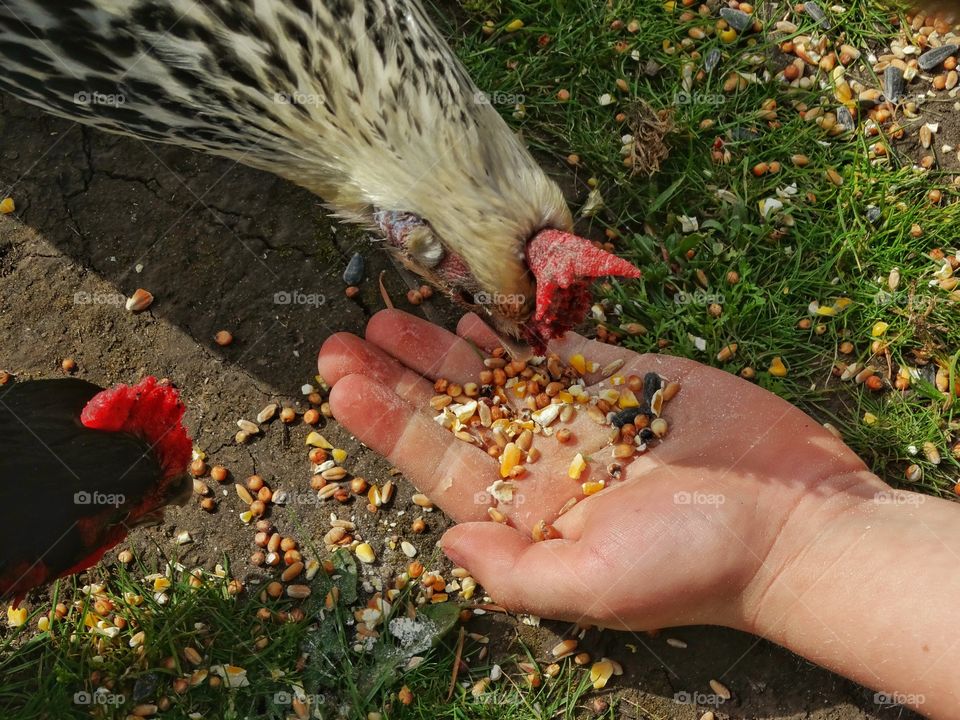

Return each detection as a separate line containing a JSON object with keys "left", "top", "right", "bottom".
{"left": 2, "top": 1, "right": 959, "bottom": 719}
{"left": 452, "top": 0, "right": 960, "bottom": 494}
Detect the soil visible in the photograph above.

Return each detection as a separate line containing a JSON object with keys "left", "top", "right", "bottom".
{"left": 0, "top": 94, "right": 920, "bottom": 720}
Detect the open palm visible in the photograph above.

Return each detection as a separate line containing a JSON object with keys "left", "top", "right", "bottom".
{"left": 318, "top": 310, "right": 884, "bottom": 631}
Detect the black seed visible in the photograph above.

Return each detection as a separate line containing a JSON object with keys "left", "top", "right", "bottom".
{"left": 836, "top": 106, "right": 855, "bottom": 131}
{"left": 918, "top": 44, "right": 957, "bottom": 72}
{"left": 343, "top": 253, "right": 366, "bottom": 285}
{"left": 643, "top": 373, "right": 662, "bottom": 404}
{"left": 719, "top": 8, "right": 752, "bottom": 32}
{"left": 704, "top": 48, "right": 722, "bottom": 73}
{"left": 610, "top": 407, "right": 642, "bottom": 428}
{"left": 883, "top": 66, "right": 905, "bottom": 103}
{"left": 803, "top": 2, "right": 831, "bottom": 30}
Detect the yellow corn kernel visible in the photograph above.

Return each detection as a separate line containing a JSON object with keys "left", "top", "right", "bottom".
{"left": 590, "top": 660, "right": 614, "bottom": 689}
{"left": 0, "top": 197, "right": 15, "bottom": 214}
{"left": 500, "top": 442, "right": 522, "bottom": 478}
{"left": 569, "top": 354, "right": 587, "bottom": 375}
{"left": 768, "top": 357, "right": 788, "bottom": 377}
{"left": 7, "top": 606, "right": 27, "bottom": 628}
{"left": 581, "top": 481, "right": 605, "bottom": 496}
{"left": 332, "top": 448, "right": 347, "bottom": 464}
{"left": 618, "top": 389, "right": 639, "bottom": 408}
{"left": 305, "top": 432, "right": 333, "bottom": 448}
{"left": 871, "top": 321, "right": 889, "bottom": 337}
{"left": 568, "top": 453, "right": 587, "bottom": 480}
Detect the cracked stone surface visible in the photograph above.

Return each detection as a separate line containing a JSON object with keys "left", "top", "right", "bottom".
{"left": 0, "top": 96, "right": 913, "bottom": 719}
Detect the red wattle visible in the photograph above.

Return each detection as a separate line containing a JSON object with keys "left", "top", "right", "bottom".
{"left": 80, "top": 377, "right": 192, "bottom": 480}
{"left": 523, "top": 229, "right": 641, "bottom": 347}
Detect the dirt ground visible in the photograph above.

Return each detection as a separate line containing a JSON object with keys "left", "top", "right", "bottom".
{"left": 0, "top": 94, "right": 921, "bottom": 720}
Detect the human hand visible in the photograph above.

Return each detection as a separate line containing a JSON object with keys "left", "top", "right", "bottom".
{"left": 317, "top": 309, "right": 886, "bottom": 632}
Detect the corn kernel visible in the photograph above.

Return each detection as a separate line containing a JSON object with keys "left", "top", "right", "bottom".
{"left": 617, "top": 389, "right": 639, "bottom": 408}
{"left": 568, "top": 453, "right": 587, "bottom": 479}
{"left": 500, "top": 442, "right": 522, "bottom": 478}
{"left": 7, "top": 606, "right": 27, "bottom": 627}
{"left": 305, "top": 432, "right": 333, "bottom": 448}
{"left": 768, "top": 357, "right": 788, "bottom": 377}
{"left": 590, "top": 660, "right": 614, "bottom": 689}
{"left": 582, "top": 481, "right": 605, "bottom": 496}
{"left": 332, "top": 448, "right": 347, "bottom": 463}
{"left": 569, "top": 354, "right": 587, "bottom": 375}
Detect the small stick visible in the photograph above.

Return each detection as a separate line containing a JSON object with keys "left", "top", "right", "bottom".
{"left": 378, "top": 270, "right": 394, "bottom": 309}
{"left": 446, "top": 626, "right": 466, "bottom": 701}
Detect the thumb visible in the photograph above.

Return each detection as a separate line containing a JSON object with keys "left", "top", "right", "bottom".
{"left": 441, "top": 522, "right": 594, "bottom": 623}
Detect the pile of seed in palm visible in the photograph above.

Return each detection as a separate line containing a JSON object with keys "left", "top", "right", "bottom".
{"left": 431, "top": 347, "right": 680, "bottom": 536}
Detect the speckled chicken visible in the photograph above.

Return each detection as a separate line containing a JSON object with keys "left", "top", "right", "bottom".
{"left": 0, "top": 0, "right": 641, "bottom": 347}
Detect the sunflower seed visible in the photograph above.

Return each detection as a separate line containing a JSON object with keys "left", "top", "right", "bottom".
{"left": 918, "top": 44, "right": 957, "bottom": 71}
{"left": 720, "top": 7, "right": 752, "bottom": 31}
{"left": 343, "top": 252, "right": 365, "bottom": 285}
{"left": 883, "top": 66, "right": 904, "bottom": 102}
{"left": 803, "top": 2, "right": 830, "bottom": 30}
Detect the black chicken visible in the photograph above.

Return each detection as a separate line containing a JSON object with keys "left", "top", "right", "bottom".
{"left": 0, "top": 376, "right": 192, "bottom": 603}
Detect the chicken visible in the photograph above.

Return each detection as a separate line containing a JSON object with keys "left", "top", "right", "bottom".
{"left": 0, "top": 0, "right": 640, "bottom": 348}
{"left": 0, "top": 376, "right": 192, "bottom": 602}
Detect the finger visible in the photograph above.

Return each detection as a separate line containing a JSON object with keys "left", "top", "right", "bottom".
{"left": 456, "top": 313, "right": 501, "bottom": 352}
{"left": 364, "top": 309, "right": 486, "bottom": 383}
{"left": 441, "top": 522, "right": 601, "bottom": 623}
{"left": 318, "top": 332, "right": 436, "bottom": 406}
{"left": 328, "top": 373, "right": 495, "bottom": 522}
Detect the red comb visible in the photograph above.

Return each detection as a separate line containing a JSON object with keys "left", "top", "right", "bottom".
{"left": 523, "top": 229, "right": 641, "bottom": 348}
{"left": 81, "top": 376, "right": 192, "bottom": 480}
